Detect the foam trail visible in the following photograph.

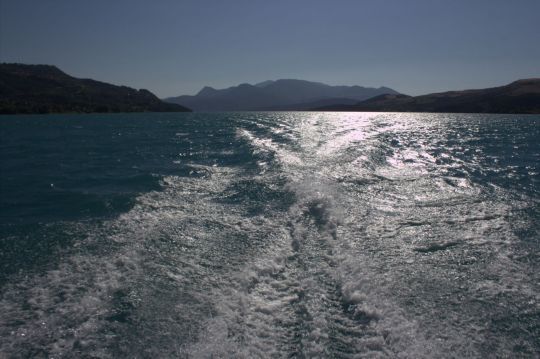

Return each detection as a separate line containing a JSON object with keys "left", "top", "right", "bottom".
{"left": 1, "top": 112, "right": 538, "bottom": 357}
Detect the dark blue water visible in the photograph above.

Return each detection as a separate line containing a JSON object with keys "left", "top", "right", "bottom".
{"left": 0, "top": 112, "right": 538, "bottom": 357}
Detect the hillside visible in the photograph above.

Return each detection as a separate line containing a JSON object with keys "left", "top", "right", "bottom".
{"left": 0, "top": 63, "right": 191, "bottom": 114}
{"left": 165, "top": 79, "right": 399, "bottom": 111}
{"left": 315, "top": 79, "right": 540, "bottom": 114}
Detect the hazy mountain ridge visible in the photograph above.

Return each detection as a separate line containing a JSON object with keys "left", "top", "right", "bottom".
{"left": 165, "top": 79, "right": 399, "bottom": 111}
{"left": 0, "top": 63, "right": 191, "bottom": 114}
{"left": 315, "top": 79, "right": 540, "bottom": 114}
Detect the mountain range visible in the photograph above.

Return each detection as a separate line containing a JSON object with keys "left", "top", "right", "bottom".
{"left": 164, "top": 79, "right": 399, "bottom": 111}
{"left": 1, "top": 63, "right": 538, "bottom": 115}
{"left": 0, "top": 63, "right": 191, "bottom": 114}
{"left": 316, "top": 79, "right": 540, "bottom": 114}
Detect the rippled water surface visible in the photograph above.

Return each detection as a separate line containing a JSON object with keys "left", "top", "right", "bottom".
{"left": 0, "top": 112, "right": 539, "bottom": 358}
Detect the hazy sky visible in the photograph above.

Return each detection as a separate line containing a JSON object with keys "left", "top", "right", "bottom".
{"left": 1, "top": 0, "right": 539, "bottom": 97}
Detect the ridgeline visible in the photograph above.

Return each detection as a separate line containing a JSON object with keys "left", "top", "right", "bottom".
{"left": 315, "top": 79, "right": 540, "bottom": 114}
{"left": 0, "top": 64, "right": 191, "bottom": 114}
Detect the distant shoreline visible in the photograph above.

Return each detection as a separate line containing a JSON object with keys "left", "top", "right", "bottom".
{"left": 2, "top": 110, "right": 539, "bottom": 117}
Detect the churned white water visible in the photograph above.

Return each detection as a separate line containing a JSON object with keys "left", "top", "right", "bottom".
{"left": 0, "top": 112, "right": 538, "bottom": 358}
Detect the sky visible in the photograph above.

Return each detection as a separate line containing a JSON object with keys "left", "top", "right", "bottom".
{"left": 1, "top": 0, "right": 539, "bottom": 97}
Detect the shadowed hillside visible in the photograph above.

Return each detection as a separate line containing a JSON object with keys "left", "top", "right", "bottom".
{"left": 0, "top": 64, "right": 191, "bottom": 114}
{"left": 315, "top": 79, "right": 540, "bottom": 114}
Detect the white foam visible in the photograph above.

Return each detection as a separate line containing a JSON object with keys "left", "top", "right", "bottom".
{"left": 3, "top": 112, "right": 537, "bottom": 357}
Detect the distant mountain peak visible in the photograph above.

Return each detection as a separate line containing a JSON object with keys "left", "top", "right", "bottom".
{"left": 165, "top": 79, "right": 399, "bottom": 111}
{"left": 196, "top": 86, "right": 218, "bottom": 96}
{"left": 255, "top": 80, "right": 275, "bottom": 88}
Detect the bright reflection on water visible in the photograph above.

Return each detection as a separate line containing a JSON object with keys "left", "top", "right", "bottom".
{"left": 0, "top": 112, "right": 538, "bottom": 357}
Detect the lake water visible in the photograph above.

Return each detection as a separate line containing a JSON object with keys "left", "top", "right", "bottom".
{"left": 0, "top": 112, "right": 539, "bottom": 357}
